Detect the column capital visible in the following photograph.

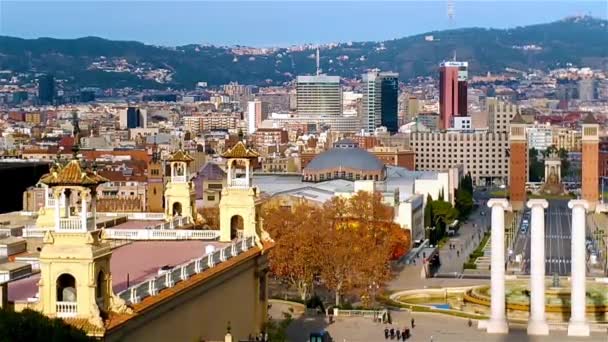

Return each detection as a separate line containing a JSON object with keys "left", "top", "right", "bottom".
{"left": 487, "top": 198, "right": 511, "bottom": 211}
{"left": 527, "top": 199, "right": 548, "bottom": 209}
{"left": 568, "top": 199, "right": 589, "bottom": 211}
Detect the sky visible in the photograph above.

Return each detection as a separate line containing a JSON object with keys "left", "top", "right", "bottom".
{"left": 0, "top": 1, "right": 607, "bottom": 47}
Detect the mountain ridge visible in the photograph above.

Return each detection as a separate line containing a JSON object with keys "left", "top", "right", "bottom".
{"left": 1, "top": 16, "right": 606, "bottom": 89}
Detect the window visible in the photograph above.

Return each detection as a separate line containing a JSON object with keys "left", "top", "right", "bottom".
{"left": 207, "top": 195, "right": 216, "bottom": 201}
{"left": 208, "top": 183, "right": 223, "bottom": 190}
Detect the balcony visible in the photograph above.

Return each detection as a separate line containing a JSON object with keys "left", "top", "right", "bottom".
{"left": 56, "top": 301, "right": 77, "bottom": 318}
{"left": 58, "top": 217, "right": 94, "bottom": 231}
{"left": 229, "top": 178, "right": 249, "bottom": 189}
{"left": 172, "top": 175, "right": 187, "bottom": 183}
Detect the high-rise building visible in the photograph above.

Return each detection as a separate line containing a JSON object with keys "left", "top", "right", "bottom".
{"left": 38, "top": 74, "right": 55, "bottom": 105}
{"left": 439, "top": 61, "right": 468, "bottom": 129}
{"left": 362, "top": 71, "right": 400, "bottom": 133}
{"left": 578, "top": 78, "right": 596, "bottom": 102}
{"left": 380, "top": 72, "right": 399, "bottom": 133}
{"left": 119, "top": 107, "right": 147, "bottom": 129}
{"left": 296, "top": 75, "right": 342, "bottom": 116}
{"left": 247, "top": 100, "right": 269, "bottom": 134}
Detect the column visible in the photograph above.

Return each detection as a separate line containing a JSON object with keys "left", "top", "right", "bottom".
{"left": 81, "top": 190, "right": 88, "bottom": 231}
{"left": 486, "top": 198, "right": 510, "bottom": 334}
{"left": 568, "top": 200, "right": 590, "bottom": 336}
{"left": 527, "top": 199, "right": 549, "bottom": 335}
{"left": 61, "top": 190, "right": 67, "bottom": 217}
{"left": 54, "top": 190, "right": 60, "bottom": 230}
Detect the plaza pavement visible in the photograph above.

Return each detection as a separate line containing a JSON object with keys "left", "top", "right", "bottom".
{"left": 274, "top": 307, "right": 607, "bottom": 342}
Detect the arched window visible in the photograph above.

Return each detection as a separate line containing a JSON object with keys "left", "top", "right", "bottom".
{"left": 56, "top": 274, "right": 77, "bottom": 302}
{"left": 230, "top": 215, "right": 244, "bottom": 240}
{"left": 96, "top": 270, "right": 105, "bottom": 300}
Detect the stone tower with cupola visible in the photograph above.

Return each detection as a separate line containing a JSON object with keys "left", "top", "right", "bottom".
{"left": 32, "top": 159, "right": 130, "bottom": 328}
{"left": 164, "top": 149, "right": 196, "bottom": 222}
{"left": 219, "top": 142, "right": 262, "bottom": 242}
{"left": 147, "top": 143, "right": 164, "bottom": 212}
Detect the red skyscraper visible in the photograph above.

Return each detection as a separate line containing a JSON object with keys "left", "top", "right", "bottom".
{"left": 439, "top": 61, "right": 468, "bottom": 129}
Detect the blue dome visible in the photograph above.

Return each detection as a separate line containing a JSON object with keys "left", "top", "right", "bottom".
{"left": 305, "top": 147, "right": 385, "bottom": 172}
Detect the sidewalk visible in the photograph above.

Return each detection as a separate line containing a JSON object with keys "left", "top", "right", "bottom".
{"left": 436, "top": 207, "right": 488, "bottom": 274}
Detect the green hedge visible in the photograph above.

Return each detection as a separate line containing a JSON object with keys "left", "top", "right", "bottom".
{"left": 463, "top": 262, "right": 477, "bottom": 269}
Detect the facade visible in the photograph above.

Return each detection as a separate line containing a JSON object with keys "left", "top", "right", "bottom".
{"left": 368, "top": 146, "right": 415, "bottom": 170}
{"left": 527, "top": 123, "right": 553, "bottom": 151}
{"left": 252, "top": 128, "right": 288, "bottom": 148}
{"left": 552, "top": 127, "right": 582, "bottom": 152}
{"left": 487, "top": 98, "right": 518, "bottom": 133}
{"left": 296, "top": 75, "right": 342, "bottom": 116}
{"left": 439, "top": 61, "right": 468, "bottom": 129}
{"left": 146, "top": 149, "right": 164, "bottom": 212}
{"left": 247, "top": 100, "right": 269, "bottom": 134}
{"left": 410, "top": 130, "right": 509, "bottom": 186}
{"left": 509, "top": 114, "right": 528, "bottom": 211}
{"left": 578, "top": 78, "right": 596, "bottom": 102}
{"left": 119, "top": 107, "right": 147, "bottom": 129}
{"left": 416, "top": 112, "right": 440, "bottom": 131}
{"left": 380, "top": 72, "right": 399, "bottom": 133}
{"left": 193, "top": 162, "right": 226, "bottom": 207}
{"left": 581, "top": 114, "right": 599, "bottom": 209}
{"left": 184, "top": 116, "right": 203, "bottom": 136}
{"left": 164, "top": 150, "right": 196, "bottom": 221}
{"left": 200, "top": 114, "right": 239, "bottom": 131}
{"left": 361, "top": 71, "right": 382, "bottom": 133}
{"left": 38, "top": 74, "right": 55, "bottom": 105}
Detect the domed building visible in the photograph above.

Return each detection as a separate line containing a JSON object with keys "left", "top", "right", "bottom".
{"left": 303, "top": 139, "right": 386, "bottom": 182}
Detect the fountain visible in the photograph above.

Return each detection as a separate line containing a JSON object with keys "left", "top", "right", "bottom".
{"left": 538, "top": 152, "right": 567, "bottom": 196}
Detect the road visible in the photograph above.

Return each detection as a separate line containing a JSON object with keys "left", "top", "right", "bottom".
{"left": 519, "top": 200, "right": 572, "bottom": 276}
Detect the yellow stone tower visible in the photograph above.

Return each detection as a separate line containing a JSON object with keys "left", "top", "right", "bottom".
{"left": 164, "top": 149, "right": 196, "bottom": 222}
{"left": 146, "top": 144, "right": 164, "bottom": 212}
{"left": 34, "top": 159, "right": 130, "bottom": 329}
{"left": 219, "top": 142, "right": 262, "bottom": 242}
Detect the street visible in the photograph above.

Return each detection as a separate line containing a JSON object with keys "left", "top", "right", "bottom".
{"left": 518, "top": 200, "right": 572, "bottom": 276}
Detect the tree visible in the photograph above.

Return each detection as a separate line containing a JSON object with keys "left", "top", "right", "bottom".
{"left": 455, "top": 188, "right": 474, "bottom": 219}
{"left": 429, "top": 200, "right": 459, "bottom": 245}
{"left": 198, "top": 207, "right": 220, "bottom": 229}
{"left": 424, "top": 194, "right": 434, "bottom": 229}
{"left": 0, "top": 309, "right": 92, "bottom": 342}
{"left": 263, "top": 201, "right": 324, "bottom": 301}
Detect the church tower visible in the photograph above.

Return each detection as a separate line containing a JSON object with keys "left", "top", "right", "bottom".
{"left": 581, "top": 113, "right": 599, "bottom": 210}
{"left": 219, "top": 142, "right": 262, "bottom": 242}
{"left": 164, "top": 149, "right": 196, "bottom": 222}
{"left": 146, "top": 143, "right": 164, "bottom": 212}
{"left": 508, "top": 113, "right": 527, "bottom": 211}
{"left": 35, "top": 159, "right": 128, "bottom": 327}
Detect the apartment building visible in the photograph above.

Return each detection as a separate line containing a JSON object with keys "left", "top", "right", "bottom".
{"left": 410, "top": 131, "right": 510, "bottom": 186}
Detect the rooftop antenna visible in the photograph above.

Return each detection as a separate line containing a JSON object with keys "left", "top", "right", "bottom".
{"left": 447, "top": 0, "right": 455, "bottom": 23}
{"left": 316, "top": 46, "right": 321, "bottom": 76}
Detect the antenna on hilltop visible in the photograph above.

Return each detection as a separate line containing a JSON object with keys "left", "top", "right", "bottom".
{"left": 316, "top": 46, "right": 321, "bottom": 76}
{"left": 447, "top": 0, "right": 455, "bottom": 23}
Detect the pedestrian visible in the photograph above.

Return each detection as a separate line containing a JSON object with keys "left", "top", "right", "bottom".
{"left": 430, "top": 335, "right": 434, "bottom": 342}
{"left": 411, "top": 317, "right": 415, "bottom": 328}
{"left": 401, "top": 330, "right": 407, "bottom": 341}
{"left": 468, "top": 318, "right": 472, "bottom": 327}
{"left": 390, "top": 328, "right": 395, "bottom": 339}
{"left": 457, "top": 250, "right": 460, "bottom": 257}
{"left": 384, "top": 328, "right": 389, "bottom": 339}
{"left": 396, "top": 330, "right": 401, "bottom": 339}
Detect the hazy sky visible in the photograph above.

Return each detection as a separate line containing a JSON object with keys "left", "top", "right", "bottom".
{"left": 1, "top": 1, "right": 607, "bottom": 46}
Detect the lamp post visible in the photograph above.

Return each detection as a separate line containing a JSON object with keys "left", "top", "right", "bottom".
{"left": 368, "top": 281, "right": 379, "bottom": 309}
{"left": 425, "top": 226, "right": 436, "bottom": 245}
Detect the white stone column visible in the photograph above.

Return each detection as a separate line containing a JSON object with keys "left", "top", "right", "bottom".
{"left": 81, "top": 190, "right": 88, "bottom": 231}
{"left": 527, "top": 199, "right": 549, "bottom": 335}
{"left": 568, "top": 199, "right": 590, "bottom": 337}
{"left": 486, "top": 198, "right": 510, "bottom": 334}
{"left": 54, "top": 190, "right": 60, "bottom": 230}
{"left": 61, "top": 190, "right": 67, "bottom": 217}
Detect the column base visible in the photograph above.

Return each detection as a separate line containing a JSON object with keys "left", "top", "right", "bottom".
{"left": 567, "top": 320, "right": 590, "bottom": 337}
{"left": 486, "top": 319, "right": 509, "bottom": 334}
{"left": 527, "top": 319, "right": 549, "bottom": 335}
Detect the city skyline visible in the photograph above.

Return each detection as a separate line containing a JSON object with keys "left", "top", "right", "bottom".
{"left": 0, "top": 1, "right": 606, "bottom": 47}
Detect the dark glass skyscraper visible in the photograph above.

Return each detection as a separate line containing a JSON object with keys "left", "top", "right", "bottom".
{"left": 38, "top": 74, "right": 55, "bottom": 105}
{"left": 380, "top": 73, "right": 399, "bottom": 133}
{"left": 126, "top": 107, "right": 142, "bottom": 129}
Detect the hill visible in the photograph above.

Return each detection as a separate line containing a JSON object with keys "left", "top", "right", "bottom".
{"left": 0, "top": 16, "right": 606, "bottom": 89}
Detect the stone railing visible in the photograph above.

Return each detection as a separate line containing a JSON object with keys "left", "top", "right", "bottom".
{"left": 117, "top": 235, "right": 257, "bottom": 305}
{"left": 103, "top": 228, "right": 220, "bottom": 241}
{"left": 59, "top": 218, "right": 83, "bottom": 231}
{"left": 172, "top": 175, "right": 187, "bottom": 183}
{"left": 23, "top": 227, "right": 46, "bottom": 238}
{"left": 229, "top": 178, "right": 249, "bottom": 189}
{"left": 98, "top": 212, "right": 166, "bottom": 221}
{"left": 56, "top": 301, "right": 78, "bottom": 318}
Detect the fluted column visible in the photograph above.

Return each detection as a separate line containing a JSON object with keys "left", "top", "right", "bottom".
{"left": 486, "top": 198, "right": 510, "bottom": 334}
{"left": 568, "top": 200, "right": 590, "bottom": 337}
{"left": 527, "top": 199, "right": 549, "bottom": 335}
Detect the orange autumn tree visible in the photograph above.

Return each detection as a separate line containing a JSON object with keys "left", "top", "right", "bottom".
{"left": 262, "top": 200, "right": 325, "bottom": 301}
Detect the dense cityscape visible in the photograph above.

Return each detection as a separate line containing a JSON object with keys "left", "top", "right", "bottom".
{"left": 0, "top": 2, "right": 607, "bottom": 341}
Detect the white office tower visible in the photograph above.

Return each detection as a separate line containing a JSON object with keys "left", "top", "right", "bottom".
{"left": 296, "top": 75, "right": 342, "bottom": 116}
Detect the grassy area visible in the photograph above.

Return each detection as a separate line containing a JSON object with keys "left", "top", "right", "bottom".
{"left": 489, "top": 190, "right": 507, "bottom": 197}
{"left": 463, "top": 232, "right": 490, "bottom": 269}
{"left": 528, "top": 192, "right": 575, "bottom": 200}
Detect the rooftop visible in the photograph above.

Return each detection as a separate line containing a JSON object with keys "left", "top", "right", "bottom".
{"left": 39, "top": 159, "right": 109, "bottom": 186}
{"left": 7, "top": 240, "right": 229, "bottom": 302}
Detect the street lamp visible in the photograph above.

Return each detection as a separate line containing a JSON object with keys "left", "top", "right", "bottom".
{"left": 425, "top": 226, "right": 436, "bottom": 245}
{"left": 368, "top": 281, "right": 380, "bottom": 310}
